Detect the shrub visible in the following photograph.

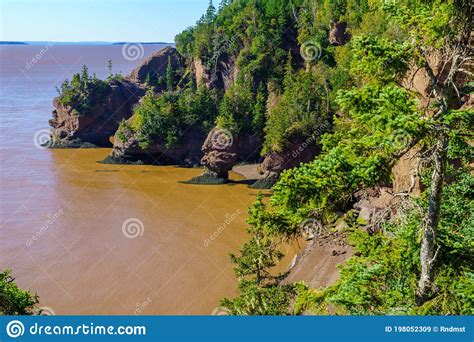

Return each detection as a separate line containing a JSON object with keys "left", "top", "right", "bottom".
{"left": 0, "top": 270, "right": 38, "bottom": 315}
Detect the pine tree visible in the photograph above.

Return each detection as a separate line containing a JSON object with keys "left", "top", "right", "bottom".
{"left": 252, "top": 82, "right": 266, "bottom": 135}
{"left": 187, "top": 73, "right": 197, "bottom": 91}
{"left": 80, "top": 64, "right": 89, "bottom": 90}
{"left": 220, "top": 194, "right": 295, "bottom": 315}
{"left": 145, "top": 73, "right": 153, "bottom": 87}
{"left": 283, "top": 50, "right": 294, "bottom": 90}
{"left": 205, "top": 0, "right": 216, "bottom": 24}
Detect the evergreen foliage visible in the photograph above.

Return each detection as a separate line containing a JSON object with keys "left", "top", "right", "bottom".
{"left": 129, "top": 85, "right": 219, "bottom": 148}
{"left": 219, "top": 0, "right": 473, "bottom": 315}
{"left": 58, "top": 65, "right": 109, "bottom": 115}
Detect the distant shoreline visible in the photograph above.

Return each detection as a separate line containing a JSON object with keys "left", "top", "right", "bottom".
{"left": 0, "top": 41, "right": 28, "bottom": 45}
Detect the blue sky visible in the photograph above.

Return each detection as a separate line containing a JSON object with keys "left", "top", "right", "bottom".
{"left": 0, "top": 0, "right": 210, "bottom": 42}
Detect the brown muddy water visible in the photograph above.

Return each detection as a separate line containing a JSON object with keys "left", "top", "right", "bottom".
{"left": 4, "top": 148, "right": 264, "bottom": 315}
{"left": 0, "top": 44, "right": 298, "bottom": 314}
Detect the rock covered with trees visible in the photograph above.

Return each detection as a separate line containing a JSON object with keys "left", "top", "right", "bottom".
{"left": 48, "top": 47, "right": 184, "bottom": 148}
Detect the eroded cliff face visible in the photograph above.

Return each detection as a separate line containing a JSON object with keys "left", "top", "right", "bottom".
{"left": 48, "top": 47, "right": 183, "bottom": 148}
{"left": 127, "top": 46, "right": 185, "bottom": 86}
{"left": 49, "top": 80, "right": 145, "bottom": 147}
{"left": 391, "top": 50, "right": 473, "bottom": 196}
{"left": 192, "top": 55, "right": 238, "bottom": 91}
{"left": 106, "top": 48, "right": 251, "bottom": 172}
{"left": 252, "top": 140, "right": 320, "bottom": 189}
{"left": 244, "top": 22, "right": 351, "bottom": 189}
{"left": 103, "top": 123, "right": 204, "bottom": 166}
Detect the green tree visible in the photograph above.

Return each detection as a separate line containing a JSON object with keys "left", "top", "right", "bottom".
{"left": 80, "top": 64, "right": 90, "bottom": 89}
{"left": 144, "top": 73, "right": 153, "bottom": 88}
{"left": 58, "top": 64, "right": 109, "bottom": 114}
{"left": 0, "top": 270, "right": 39, "bottom": 315}
{"left": 381, "top": 0, "right": 473, "bottom": 303}
{"left": 221, "top": 195, "right": 295, "bottom": 315}
{"left": 251, "top": 82, "right": 266, "bottom": 135}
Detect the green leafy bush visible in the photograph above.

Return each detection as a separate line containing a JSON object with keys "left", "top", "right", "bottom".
{"left": 0, "top": 270, "right": 38, "bottom": 315}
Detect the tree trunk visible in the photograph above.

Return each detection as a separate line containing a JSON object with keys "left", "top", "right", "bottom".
{"left": 417, "top": 131, "right": 447, "bottom": 303}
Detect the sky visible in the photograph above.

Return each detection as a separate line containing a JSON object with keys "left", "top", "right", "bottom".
{"left": 0, "top": 0, "right": 210, "bottom": 42}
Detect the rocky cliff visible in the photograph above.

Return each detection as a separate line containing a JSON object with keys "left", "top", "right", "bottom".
{"left": 127, "top": 46, "right": 185, "bottom": 86}
{"left": 48, "top": 47, "right": 182, "bottom": 148}
{"left": 103, "top": 123, "right": 204, "bottom": 166}
{"left": 252, "top": 140, "right": 320, "bottom": 189}
{"left": 49, "top": 79, "right": 145, "bottom": 147}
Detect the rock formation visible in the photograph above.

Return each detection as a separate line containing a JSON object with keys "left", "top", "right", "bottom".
{"left": 49, "top": 79, "right": 145, "bottom": 148}
{"left": 102, "top": 123, "right": 204, "bottom": 166}
{"left": 48, "top": 47, "right": 183, "bottom": 148}
{"left": 251, "top": 140, "right": 320, "bottom": 189}
{"left": 353, "top": 187, "right": 397, "bottom": 234}
{"left": 187, "top": 127, "right": 261, "bottom": 184}
{"left": 126, "top": 46, "right": 185, "bottom": 86}
{"left": 192, "top": 55, "right": 238, "bottom": 91}
{"left": 391, "top": 146, "right": 423, "bottom": 196}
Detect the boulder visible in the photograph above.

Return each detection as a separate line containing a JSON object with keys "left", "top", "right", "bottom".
{"left": 353, "top": 187, "right": 396, "bottom": 233}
